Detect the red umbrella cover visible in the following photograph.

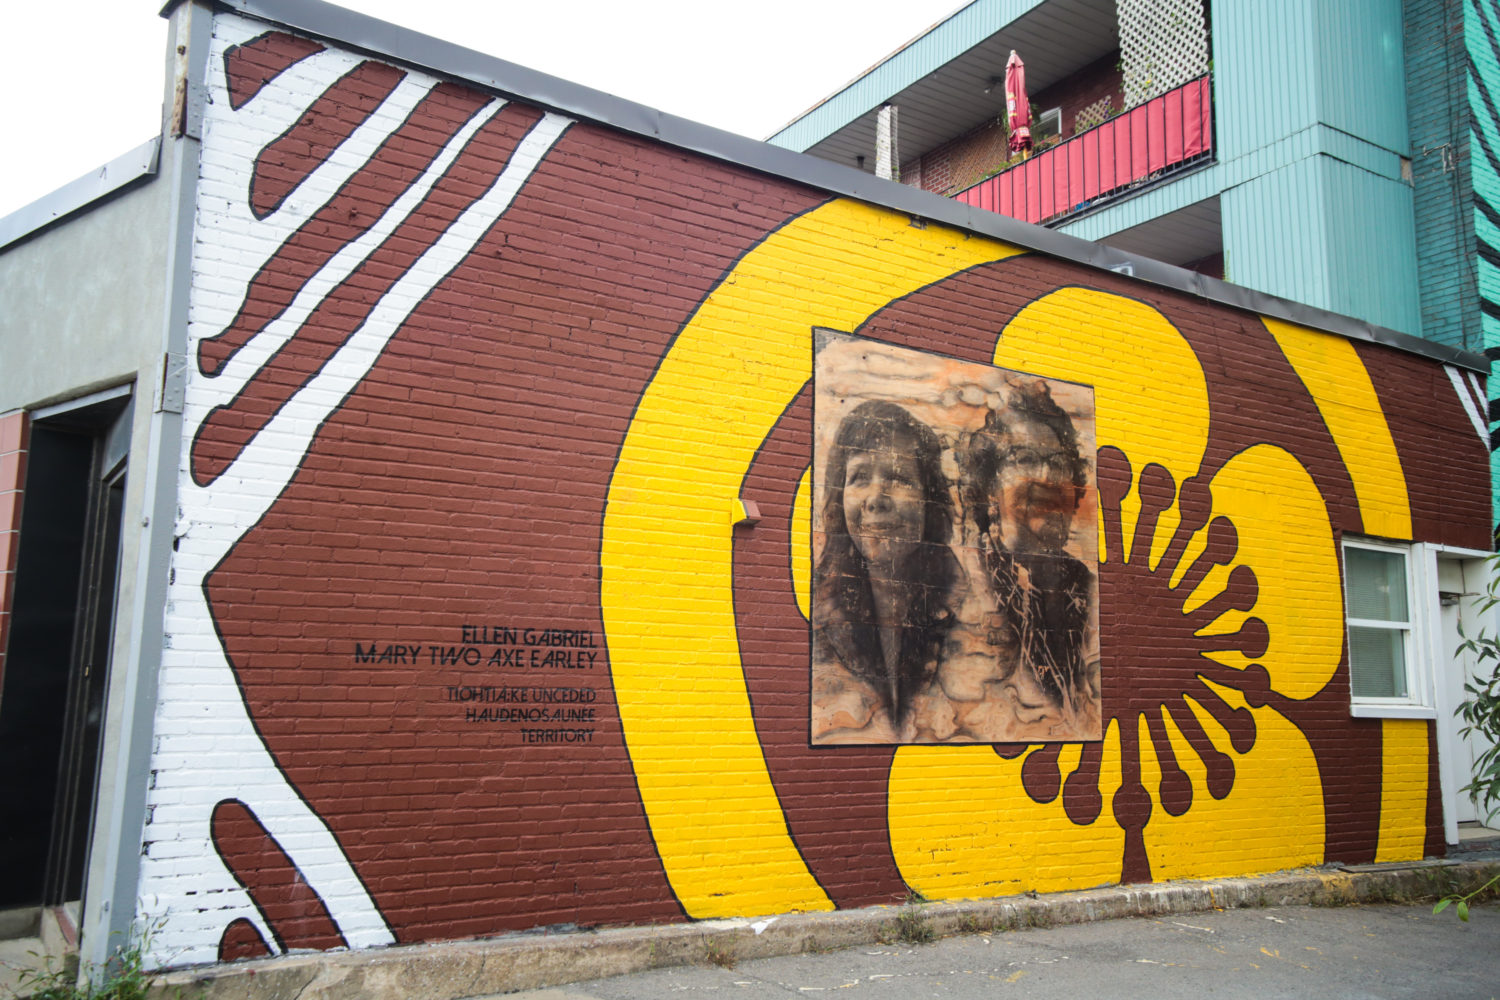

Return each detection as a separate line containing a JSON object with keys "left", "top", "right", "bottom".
{"left": 1006, "top": 50, "right": 1032, "bottom": 154}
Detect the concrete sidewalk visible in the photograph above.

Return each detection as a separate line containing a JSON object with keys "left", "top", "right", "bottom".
{"left": 493, "top": 899, "right": 1500, "bottom": 1000}
{"left": 154, "top": 850, "right": 1500, "bottom": 1000}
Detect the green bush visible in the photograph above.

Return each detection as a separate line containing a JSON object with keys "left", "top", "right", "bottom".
{"left": 1454, "top": 613, "right": 1500, "bottom": 816}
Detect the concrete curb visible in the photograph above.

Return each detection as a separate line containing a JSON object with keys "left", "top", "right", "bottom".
{"left": 153, "top": 858, "right": 1500, "bottom": 999}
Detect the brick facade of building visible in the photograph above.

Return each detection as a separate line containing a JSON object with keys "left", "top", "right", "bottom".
{"left": 3, "top": 6, "right": 1485, "bottom": 974}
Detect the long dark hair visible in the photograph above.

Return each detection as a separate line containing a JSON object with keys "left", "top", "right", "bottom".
{"left": 813, "top": 400, "right": 956, "bottom": 728}
{"left": 963, "top": 380, "right": 1090, "bottom": 710}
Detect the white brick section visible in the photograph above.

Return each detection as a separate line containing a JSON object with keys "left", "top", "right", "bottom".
{"left": 138, "top": 9, "right": 572, "bottom": 968}
{"left": 876, "top": 104, "right": 900, "bottom": 180}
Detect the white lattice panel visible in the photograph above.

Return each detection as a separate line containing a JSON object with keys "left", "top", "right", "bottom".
{"left": 1074, "top": 95, "right": 1115, "bottom": 132}
{"left": 1118, "top": 0, "right": 1209, "bottom": 109}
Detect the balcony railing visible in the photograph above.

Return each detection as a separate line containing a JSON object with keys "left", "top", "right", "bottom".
{"left": 954, "top": 74, "right": 1213, "bottom": 226}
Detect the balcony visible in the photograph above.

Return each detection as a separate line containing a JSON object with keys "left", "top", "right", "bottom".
{"left": 954, "top": 74, "right": 1213, "bottom": 227}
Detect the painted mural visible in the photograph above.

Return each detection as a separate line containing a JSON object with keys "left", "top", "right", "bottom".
{"left": 810, "top": 332, "right": 1100, "bottom": 744}
{"left": 1467, "top": 0, "right": 1500, "bottom": 536}
{"left": 139, "top": 8, "right": 1493, "bottom": 970}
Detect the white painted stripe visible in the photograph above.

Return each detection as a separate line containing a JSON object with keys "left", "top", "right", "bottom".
{"left": 200, "top": 112, "right": 571, "bottom": 510}
{"left": 235, "top": 47, "right": 368, "bottom": 132}
{"left": 1463, "top": 369, "right": 1488, "bottom": 422}
{"left": 1446, "top": 364, "right": 1489, "bottom": 445}
{"left": 196, "top": 97, "right": 505, "bottom": 403}
{"left": 143, "top": 11, "right": 575, "bottom": 968}
{"left": 194, "top": 73, "right": 438, "bottom": 305}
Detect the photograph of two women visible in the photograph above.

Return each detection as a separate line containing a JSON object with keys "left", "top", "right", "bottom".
{"left": 812, "top": 331, "right": 1101, "bottom": 745}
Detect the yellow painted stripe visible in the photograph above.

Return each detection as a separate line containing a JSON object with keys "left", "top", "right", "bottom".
{"left": 1375, "top": 720, "right": 1430, "bottom": 861}
{"left": 1263, "top": 318, "right": 1427, "bottom": 861}
{"left": 1264, "top": 319, "right": 1411, "bottom": 540}
{"left": 791, "top": 468, "right": 812, "bottom": 620}
{"left": 601, "top": 199, "right": 1018, "bottom": 916}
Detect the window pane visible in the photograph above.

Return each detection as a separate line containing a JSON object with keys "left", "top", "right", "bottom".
{"left": 1345, "top": 547, "right": 1409, "bottom": 622}
{"left": 1349, "top": 625, "right": 1408, "bottom": 698}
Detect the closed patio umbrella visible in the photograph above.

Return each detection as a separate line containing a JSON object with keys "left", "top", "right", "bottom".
{"left": 1005, "top": 49, "right": 1032, "bottom": 155}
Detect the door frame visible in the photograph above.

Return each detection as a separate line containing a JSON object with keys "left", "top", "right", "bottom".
{"left": 1416, "top": 543, "right": 1496, "bottom": 845}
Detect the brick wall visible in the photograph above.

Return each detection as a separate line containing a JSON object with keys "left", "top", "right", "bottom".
{"left": 135, "top": 8, "right": 1489, "bottom": 970}
{"left": 904, "top": 53, "right": 1124, "bottom": 196}
{"left": 1031, "top": 52, "right": 1126, "bottom": 140}
{"left": 1183, "top": 250, "right": 1225, "bottom": 279}
{"left": 902, "top": 117, "right": 1010, "bottom": 196}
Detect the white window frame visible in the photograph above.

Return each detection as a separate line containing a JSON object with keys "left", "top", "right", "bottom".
{"left": 1034, "top": 107, "right": 1063, "bottom": 143}
{"left": 1342, "top": 536, "right": 1435, "bottom": 719}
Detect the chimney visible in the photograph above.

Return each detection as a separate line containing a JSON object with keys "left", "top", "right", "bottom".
{"left": 875, "top": 104, "right": 900, "bottom": 181}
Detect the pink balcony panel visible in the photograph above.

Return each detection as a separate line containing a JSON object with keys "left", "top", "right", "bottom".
{"left": 954, "top": 74, "right": 1214, "bottom": 227}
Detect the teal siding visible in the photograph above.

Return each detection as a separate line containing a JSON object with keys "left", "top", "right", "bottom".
{"left": 1222, "top": 159, "right": 1334, "bottom": 318}
{"left": 1211, "top": 0, "right": 1321, "bottom": 160}
{"left": 1212, "top": 0, "right": 1407, "bottom": 159}
{"left": 1320, "top": 158, "right": 1422, "bottom": 333}
{"left": 769, "top": 0, "right": 1050, "bottom": 151}
{"left": 1218, "top": 156, "right": 1419, "bottom": 334}
{"left": 1061, "top": 121, "right": 1408, "bottom": 244}
{"left": 1063, "top": 1, "right": 1419, "bottom": 334}
{"left": 1314, "top": 0, "right": 1410, "bottom": 155}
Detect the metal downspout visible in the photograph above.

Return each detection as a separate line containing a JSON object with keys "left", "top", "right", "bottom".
{"left": 80, "top": 0, "right": 211, "bottom": 973}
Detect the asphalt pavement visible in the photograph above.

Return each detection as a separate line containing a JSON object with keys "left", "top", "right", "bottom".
{"left": 497, "top": 902, "right": 1498, "bottom": 1000}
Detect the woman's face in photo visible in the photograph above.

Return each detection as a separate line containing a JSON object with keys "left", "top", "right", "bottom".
{"left": 842, "top": 439, "right": 925, "bottom": 572}
{"left": 991, "top": 417, "right": 1077, "bottom": 553}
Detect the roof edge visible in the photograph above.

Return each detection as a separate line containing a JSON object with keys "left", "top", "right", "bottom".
{"left": 767, "top": 0, "right": 1035, "bottom": 151}
{"left": 0, "top": 138, "right": 161, "bottom": 252}
{"left": 201, "top": 0, "right": 1488, "bottom": 374}
{"left": 762, "top": 0, "right": 975, "bottom": 142}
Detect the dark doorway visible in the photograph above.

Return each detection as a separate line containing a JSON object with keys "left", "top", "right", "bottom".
{"left": 0, "top": 389, "right": 131, "bottom": 912}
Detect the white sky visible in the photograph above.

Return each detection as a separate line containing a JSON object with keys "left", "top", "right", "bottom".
{"left": 0, "top": 0, "right": 963, "bottom": 220}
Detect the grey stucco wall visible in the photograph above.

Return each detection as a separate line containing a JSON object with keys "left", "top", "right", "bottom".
{"left": 0, "top": 176, "right": 170, "bottom": 412}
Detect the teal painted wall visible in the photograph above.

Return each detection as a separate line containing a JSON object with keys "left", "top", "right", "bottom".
{"left": 1320, "top": 158, "right": 1423, "bottom": 332}
{"left": 1406, "top": 0, "right": 1477, "bottom": 353}
{"left": 1465, "top": 0, "right": 1500, "bottom": 532}
{"left": 1201, "top": 0, "right": 1421, "bottom": 334}
{"left": 1222, "top": 158, "right": 1332, "bottom": 309}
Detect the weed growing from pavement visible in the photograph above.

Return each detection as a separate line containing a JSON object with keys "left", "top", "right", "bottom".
{"left": 957, "top": 913, "right": 994, "bottom": 935}
{"left": 6, "top": 928, "right": 189, "bottom": 1000}
{"left": 799, "top": 935, "right": 836, "bottom": 955}
{"left": 892, "top": 906, "right": 936, "bottom": 946}
{"left": 1016, "top": 905, "right": 1056, "bottom": 930}
{"left": 701, "top": 939, "right": 736, "bottom": 969}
